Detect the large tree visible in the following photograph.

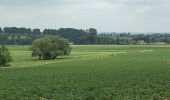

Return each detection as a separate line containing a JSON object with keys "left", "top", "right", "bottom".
{"left": 86, "top": 28, "right": 97, "bottom": 44}
{"left": 31, "top": 35, "right": 71, "bottom": 60}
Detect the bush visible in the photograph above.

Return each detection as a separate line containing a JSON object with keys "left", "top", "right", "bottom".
{"left": 0, "top": 45, "right": 12, "bottom": 67}
{"left": 31, "top": 35, "right": 71, "bottom": 60}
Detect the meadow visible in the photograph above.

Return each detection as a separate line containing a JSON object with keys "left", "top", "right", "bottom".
{"left": 0, "top": 45, "right": 170, "bottom": 99}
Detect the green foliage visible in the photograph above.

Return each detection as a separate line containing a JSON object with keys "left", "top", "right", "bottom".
{"left": 0, "top": 45, "right": 12, "bottom": 67}
{"left": 31, "top": 35, "right": 71, "bottom": 60}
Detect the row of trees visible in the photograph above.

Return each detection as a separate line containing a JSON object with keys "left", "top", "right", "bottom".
{"left": 1, "top": 27, "right": 170, "bottom": 45}
{"left": 43, "top": 28, "right": 97, "bottom": 44}
{"left": 1, "top": 27, "right": 41, "bottom": 35}
{"left": 0, "top": 27, "right": 97, "bottom": 45}
{"left": 97, "top": 33, "right": 170, "bottom": 45}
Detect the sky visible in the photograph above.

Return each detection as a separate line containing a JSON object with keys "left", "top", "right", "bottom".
{"left": 0, "top": 0, "right": 170, "bottom": 32}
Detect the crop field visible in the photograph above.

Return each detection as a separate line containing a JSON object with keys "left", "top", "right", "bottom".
{"left": 0, "top": 45, "right": 170, "bottom": 99}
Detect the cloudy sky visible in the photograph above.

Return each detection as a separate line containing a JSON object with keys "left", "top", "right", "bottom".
{"left": 0, "top": 0, "right": 170, "bottom": 32}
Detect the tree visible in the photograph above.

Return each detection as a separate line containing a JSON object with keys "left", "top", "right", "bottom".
{"left": 0, "top": 33, "right": 9, "bottom": 45}
{"left": 32, "top": 29, "right": 41, "bottom": 35}
{"left": 4, "top": 27, "right": 18, "bottom": 34}
{"left": 88, "top": 28, "right": 97, "bottom": 36}
{"left": 0, "top": 27, "right": 3, "bottom": 33}
{"left": 116, "top": 35, "right": 120, "bottom": 44}
{"left": 31, "top": 35, "right": 71, "bottom": 60}
{"left": 86, "top": 28, "right": 97, "bottom": 44}
{"left": 0, "top": 45, "right": 12, "bottom": 67}
{"left": 43, "top": 29, "right": 58, "bottom": 35}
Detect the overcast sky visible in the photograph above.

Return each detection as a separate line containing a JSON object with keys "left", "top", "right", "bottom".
{"left": 0, "top": 0, "right": 170, "bottom": 32}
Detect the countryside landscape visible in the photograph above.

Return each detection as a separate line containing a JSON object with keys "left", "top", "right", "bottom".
{"left": 1, "top": 0, "right": 170, "bottom": 100}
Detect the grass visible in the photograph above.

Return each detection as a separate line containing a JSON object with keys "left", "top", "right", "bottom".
{"left": 0, "top": 45, "right": 170, "bottom": 99}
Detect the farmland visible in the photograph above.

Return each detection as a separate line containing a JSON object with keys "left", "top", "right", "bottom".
{"left": 0, "top": 45, "right": 170, "bottom": 99}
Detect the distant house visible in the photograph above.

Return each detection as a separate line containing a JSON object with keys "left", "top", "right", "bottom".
{"left": 137, "top": 40, "right": 145, "bottom": 45}
{"left": 69, "top": 42, "right": 74, "bottom": 45}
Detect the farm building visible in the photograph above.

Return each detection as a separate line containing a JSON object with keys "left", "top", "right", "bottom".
{"left": 137, "top": 40, "right": 145, "bottom": 45}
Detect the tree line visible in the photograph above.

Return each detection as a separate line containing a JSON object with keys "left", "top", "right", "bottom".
{"left": 97, "top": 33, "right": 170, "bottom": 45}
{"left": 0, "top": 27, "right": 97, "bottom": 45}
{"left": 0, "top": 27, "right": 170, "bottom": 45}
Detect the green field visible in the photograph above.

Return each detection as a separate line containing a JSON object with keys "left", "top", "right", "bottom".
{"left": 0, "top": 45, "right": 170, "bottom": 99}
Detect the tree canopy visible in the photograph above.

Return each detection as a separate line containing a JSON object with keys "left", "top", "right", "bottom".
{"left": 31, "top": 35, "right": 71, "bottom": 60}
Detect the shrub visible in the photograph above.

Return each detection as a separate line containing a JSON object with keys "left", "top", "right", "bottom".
{"left": 0, "top": 45, "right": 12, "bottom": 67}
